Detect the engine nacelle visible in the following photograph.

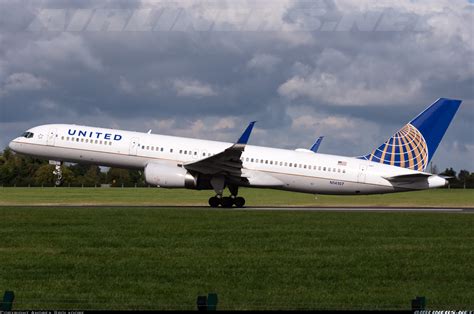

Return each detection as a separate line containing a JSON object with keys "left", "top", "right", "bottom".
{"left": 144, "top": 163, "right": 198, "bottom": 188}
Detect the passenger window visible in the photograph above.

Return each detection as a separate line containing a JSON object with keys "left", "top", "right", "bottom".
{"left": 95, "top": 140, "right": 98, "bottom": 144}
{"left": 289, "top": 163, "right": 292, "bottom": 167}
{"left": 109, "top": 142, "right": 112, "bottom": 146}
{"left": 76, "top": 138, "right": 79, "bottom": 142}
{"left": 251, "top": 158, "right": 254, "bottom": 162}
{"left": 170, "top": 149, "right": 173, "bottom": 153}
{"left": 323, "top": 167, "right": 326, "bottom": 171}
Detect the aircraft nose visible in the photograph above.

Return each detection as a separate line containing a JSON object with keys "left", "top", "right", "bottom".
{"left": 8, "top": 139, "right": 19, "bottom": 152}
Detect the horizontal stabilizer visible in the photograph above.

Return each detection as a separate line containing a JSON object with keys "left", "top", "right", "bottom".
{"left": 384, "top": 173, "right": 431, "bottom": 182}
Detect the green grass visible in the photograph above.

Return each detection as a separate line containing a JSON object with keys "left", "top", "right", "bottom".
{"left": 0, "top": 187, "right": 473, "bottom": 207}
{"left": 0, "top": 206, "right": 473, "bottom": 310}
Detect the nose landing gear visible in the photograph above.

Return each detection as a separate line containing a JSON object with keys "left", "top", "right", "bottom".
{"left": 50, "top": 161, "right": 63, "bottom": 186}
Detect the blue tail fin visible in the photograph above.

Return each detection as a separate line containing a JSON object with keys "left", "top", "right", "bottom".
{"left": 359, "top": 98, "right": 462, "bottom": 171}
{"left": 310, "top": 136, "right": 324, "bottom": 153}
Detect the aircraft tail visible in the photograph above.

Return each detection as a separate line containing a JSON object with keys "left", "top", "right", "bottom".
{"left": 359, "top": 98, "right": 462, "bottom": 171}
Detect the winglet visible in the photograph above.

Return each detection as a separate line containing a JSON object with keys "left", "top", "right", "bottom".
{"left": 310, "top": 136, "right": 324, "bottom": 153}
{"left": 237, "top": 121, "right": 257, "bottom": 145}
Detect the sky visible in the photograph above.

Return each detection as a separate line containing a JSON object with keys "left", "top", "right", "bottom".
{"left": 0, "top": 0, "right": 473, "bottom": 172}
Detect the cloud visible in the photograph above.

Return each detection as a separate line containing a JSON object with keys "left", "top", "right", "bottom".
{"left": 246, "top": 53, "right": 282, "bottom": 72}
{"left": 278, "top": 71, "right": 423, "bottom": 106}
{"left": 1, "top": 72, "right": 50, "bottom": 96}
{"left": 0, "top": 0, "right": 472, "bottom": 171}
{"left": 118, "top": 75, "right": 134, "bottom": 94}
{"left": 171, "top": 78, "right": 217, "bottom": 97}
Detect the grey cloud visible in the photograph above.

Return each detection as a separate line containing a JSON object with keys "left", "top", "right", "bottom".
{"left": 0, "top": 0, "right": 473, "bottom": 171}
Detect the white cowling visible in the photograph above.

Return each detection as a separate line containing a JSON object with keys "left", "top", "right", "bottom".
{"left": 144, "top": 163, "right": 197, "bottom": 188}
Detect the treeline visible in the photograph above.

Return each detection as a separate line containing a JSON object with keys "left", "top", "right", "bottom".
{"left": 0, "top": 148, "right": 145, "bottom": 187}
{"left": 1, "top": 148, "right": 473, "bottom": 188}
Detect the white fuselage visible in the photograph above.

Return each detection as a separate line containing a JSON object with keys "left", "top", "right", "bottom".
{"left": 8, "top": 124, "right": 447, "bottom": 194}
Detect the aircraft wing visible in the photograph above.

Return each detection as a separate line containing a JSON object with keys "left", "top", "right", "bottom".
{"left": 310, "top": 136, "right": 324, "bottom": 153}
{"left": 183, "top": 121, "right": 256, "bottom": 176}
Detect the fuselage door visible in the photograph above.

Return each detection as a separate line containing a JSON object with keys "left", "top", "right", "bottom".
{"left": 129, "top": 137, "right": 139, "bottom": 156}
{"left": 46, "top": 128, "right": 57, "bottom": 146}
{"left": 357, "top": 164, "right": 367, "bottom": 183}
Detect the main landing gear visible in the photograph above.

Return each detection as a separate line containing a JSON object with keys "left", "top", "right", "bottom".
{"left": 208, "top": 195, "right": 246, "bottom": 208}
{"left": 208, "top": 176, "right": 245, "bottom": 208}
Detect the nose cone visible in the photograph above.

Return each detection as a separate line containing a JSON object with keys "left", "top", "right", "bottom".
{"left": 8, "top": 139, "right": 20, "bottom": 152}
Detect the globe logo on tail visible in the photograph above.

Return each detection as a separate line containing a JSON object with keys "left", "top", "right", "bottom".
{"left": 366, "top": 124, "right": 428, "bottom": 171}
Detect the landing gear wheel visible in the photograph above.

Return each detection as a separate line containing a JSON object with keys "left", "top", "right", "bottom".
{"left": 234, "top": 197, "right": 245, "bottom": 208}
{"left": 52, "top": 164, "right": 63, "bottom": 186}
{"left": 221, "top": 197, "right": 234, "bottom": 208}
{"left": 208, "top": 196, "right": 220, "bottom": 208}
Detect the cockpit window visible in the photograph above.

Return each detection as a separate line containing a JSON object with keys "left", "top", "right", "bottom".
{"left": 22, "top": 132, "right": 34, "bottom": 138}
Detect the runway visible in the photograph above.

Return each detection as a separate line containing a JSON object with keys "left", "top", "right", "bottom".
{"left": 1, "top": 204, "right": 473, "bottom": 213}
{"left": 242, "top": 206, "right": 474, "bottom": 213}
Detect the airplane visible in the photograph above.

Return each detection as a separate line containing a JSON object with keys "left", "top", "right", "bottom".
{"left": 8, "top": 98, "right": 461, "bottom": 208}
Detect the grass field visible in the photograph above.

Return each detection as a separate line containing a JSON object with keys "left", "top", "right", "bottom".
{"left": 0, "top": 206, "right": 473, "bottom": 310}
{"left": 0, "top": 187, "right": 473, "bottom": 207}
{"left": 1, "top": 188, "right": 473, "bottom": 310}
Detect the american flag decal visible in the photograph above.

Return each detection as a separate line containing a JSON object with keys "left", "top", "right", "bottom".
{"left": 338, "top": 161, "right": 347, "bottom": 166}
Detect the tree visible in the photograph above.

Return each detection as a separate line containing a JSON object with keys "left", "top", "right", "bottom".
{"left": 107, "top": 168, "right": 131, "bottom": 187}
{"left": 83, "top": 165, "right": 101, "bottom": 187}
{"left": 458, "top": 170, "right": 470, "bottom": 189}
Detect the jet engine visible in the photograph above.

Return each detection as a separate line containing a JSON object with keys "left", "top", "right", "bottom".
{"left": 144, "top": 163, "right": 210, "bottom": 189}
